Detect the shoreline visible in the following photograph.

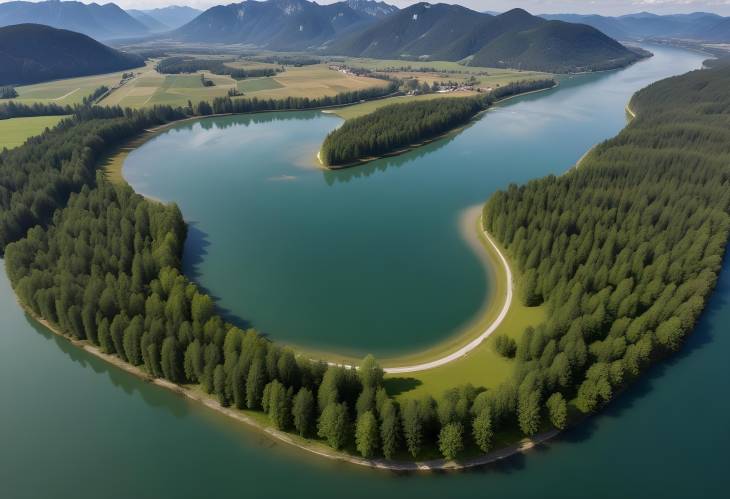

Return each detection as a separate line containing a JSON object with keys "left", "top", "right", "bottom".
{"left": 5, "top": 258, "right": 557, "bottom": 472}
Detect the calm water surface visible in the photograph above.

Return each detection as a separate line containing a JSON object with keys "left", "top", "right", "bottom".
{"left": 3, "top": 45, "right": 729, "bottom": 498}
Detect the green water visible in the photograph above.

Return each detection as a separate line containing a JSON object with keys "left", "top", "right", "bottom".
{"left": 3, "top": 45, "right": 729, "bottom": 498}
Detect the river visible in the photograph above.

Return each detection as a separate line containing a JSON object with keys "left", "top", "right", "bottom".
{"left": 2, "top": 45, "right": 729, "bottom": 498}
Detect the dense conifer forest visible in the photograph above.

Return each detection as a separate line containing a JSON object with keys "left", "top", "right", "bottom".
{"left": 320, "top": 79, "right": 555, "bottom": 167}
{"left": 483, "top": 65, "right": 730, "bottom": 425}
{"left": 1, "top": 65, "right": 728, "bottom": 463}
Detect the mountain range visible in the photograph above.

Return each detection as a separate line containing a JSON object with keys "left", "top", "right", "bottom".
{"left": 0, "top": 1, "right": 202, "bottom": 39}
{"left": 0, "top": 23, "right": 143, "bottom": 85}
{"left": 170, "top": 0, "right": 394, "bottom": 48}
{"left": 0, "top": 0, "right": 149, "bottom": 40}
{"left": 542, "top": 11, "right": 730, "bottom": 42}
{"left": 323, "top": 4, "right": 644, "bottom": 72}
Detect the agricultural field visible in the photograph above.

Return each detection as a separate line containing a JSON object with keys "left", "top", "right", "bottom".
{"left": 0, "top": 115, "right": 67, "bottom": 150}
{"left": 236, "top": 64, "right": 390, "bottom": 99}
{"left": 101, "top": 62, "right": 388, "bottom": 108}
{"left": 11, "top": 71, "right": 131, "bottom": 105}
{"left": 337, "top": 56, "right": 552, "bottom": 89}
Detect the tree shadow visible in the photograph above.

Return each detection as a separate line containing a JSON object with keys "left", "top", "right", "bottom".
{"left": 384, "top": 377, "right": 422, "bottom": 397}
{"left": 181, "top": 221, "right": 252, "bottom": 330}
{"left": 24, "top": 311, "right": 191, "bottom": 418}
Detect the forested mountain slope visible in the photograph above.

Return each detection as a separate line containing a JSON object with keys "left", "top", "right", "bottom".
{"left": 326, "top": 4, "right": 643, "bottom": 73}
{"left": 469, "top": 20, "right": 644, "bottom": 72}
{"left": 172, "top": 0, "right": 387, "bottom": 49}
{"left": 0, "top": 24, "right": 143, "bottom": 85}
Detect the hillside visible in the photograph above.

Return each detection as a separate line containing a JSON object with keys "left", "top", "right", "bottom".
{"left": 327, "top": 4, "right": 643, "bottom": 73}
{"left": 543, "top": 11, "right": 730, "bottom": 42}
{"left": 172, "top": 0, "right": 392, "bottom": 49}
{"left": 0, "top": 0, "right": 149, "bottom": 40}
{"left": 327, "top": 3, "right": 491, "bottom": 59}
{"left": 469, "top": 20, "right": 644, "bottom": 73}
{"left": 0, "top": 24, "right": 144, "bottom": 85}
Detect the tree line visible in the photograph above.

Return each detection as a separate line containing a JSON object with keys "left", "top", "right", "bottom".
{"left": 482, "top": 65, "right": 730, "bottom": 430}
{"left": 320, "top": 79, "right": 554, "bottom": 166}
{"left": 156, "top": 57, "right": 279, "bottom": 80}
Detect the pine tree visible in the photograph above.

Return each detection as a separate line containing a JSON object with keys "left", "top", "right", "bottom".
{"left": 355, "top": 411, "right": 379, "bottom": 458}
{"left": 546, "top": 392, "right": 567, "bottom": 429}
{"left": 401, "top": 399, "right": 424, "bottom": 458}
{"left": 379, "top": 400, "right": 400, "bottom": 459}
{"left": 292, "top": 387, "right": 315, "bottom": 437}
{"left": 472, "top": 408, "right": 494, "bottom": 453}
{"left": 318, "top": 402, "right": 350, "bottom": 450}
{"left": 438, "top": 422, "right": 464, "bottom": 461}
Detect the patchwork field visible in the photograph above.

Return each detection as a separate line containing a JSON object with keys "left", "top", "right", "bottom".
{"left": 100, "top": 62, "right": 388, "bottom": 108}
{"left": 0, "top": 115, "right": 67, "bottom": 150}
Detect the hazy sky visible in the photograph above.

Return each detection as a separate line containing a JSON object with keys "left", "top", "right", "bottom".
{"left": 6, "top": 0, "right": 730, "bottom": 16}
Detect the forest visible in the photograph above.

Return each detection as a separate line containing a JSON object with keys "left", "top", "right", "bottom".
{"left": 319, "top": 79, "right": 555, "bottom": 167}
{"left": 0, "top": 65, "right": 728, "bottom": 463}
{"left": 156, "top": 57, "right": 279, "bottom": 79}
{"left": 483, "top": 65, "right": 730, "bottom": 428}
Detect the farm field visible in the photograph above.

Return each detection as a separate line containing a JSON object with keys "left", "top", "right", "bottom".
{"left": 243, "top": 64, "right": 390, "bottom": 99}
{"left": 101, "top": 62, "right": 389, "bottom": 108}
{"left": 0, "top": 115, "right": 67, "bottom": 149}
{"left": 11, "top": 71, "right": 130, "bottom": 105}
{"left": 338, "top": 57, "right": 552, "bottom": 86}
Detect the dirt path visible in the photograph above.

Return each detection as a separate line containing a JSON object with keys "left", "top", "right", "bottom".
{"left": 53, "top": 88, "right": 79, "bottom": 101}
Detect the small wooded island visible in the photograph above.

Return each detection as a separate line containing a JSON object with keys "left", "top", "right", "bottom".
{"left": 319, "top": 79, "right": 556, "bottom": 168}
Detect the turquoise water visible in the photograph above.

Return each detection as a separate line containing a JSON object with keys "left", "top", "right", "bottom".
{"left": 3, "top": 45, "right": 729, "bottom": 498}
{"left": 123, "top": 45, "right": 707, "bottom": 358}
